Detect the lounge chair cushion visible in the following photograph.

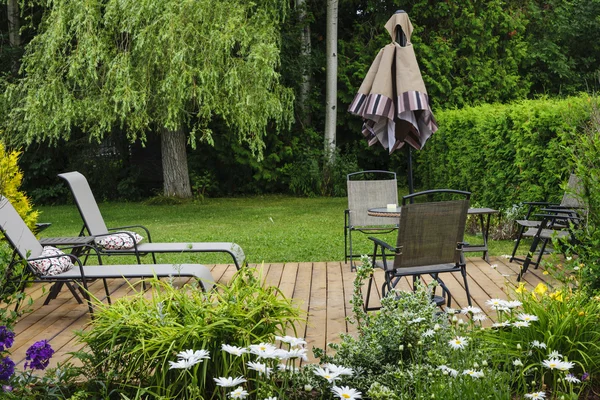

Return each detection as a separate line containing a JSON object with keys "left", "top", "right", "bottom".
{"left": 95, "top": 231, "right": 143, "bottom": 250}
{"left": 29, "top": 246, "right": 74, "bottom": 276}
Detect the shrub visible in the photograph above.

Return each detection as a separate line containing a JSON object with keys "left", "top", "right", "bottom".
{"left": 0, "top": 142, "right": 38, "bottom": 229}
{"left": 74, "top": 268, "right": 301, "bottom": 398}
{"left": 415, "top": 95, "right": 596, "bottom": 212}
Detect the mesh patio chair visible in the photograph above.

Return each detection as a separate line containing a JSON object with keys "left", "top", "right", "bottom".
{"left": 364, "top": 189, "right": 471, "bottom": 311}
{"left": 345, "top": 170, "right": 399, "bottom": 270}
{"left": 517, "top": 207, "right": 582, "bottom": 281}
{"left": 0, "top": 196, "right": 214, "bottom": 315}
{"left": 58, "top": 172, "right": 245, "bottom": 269}
{"left": 510, "top": 174, "right": 584, "bottom": 267}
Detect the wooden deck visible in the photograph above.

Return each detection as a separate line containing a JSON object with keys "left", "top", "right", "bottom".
{"left": 11, "top": 256, "right": 555, "bottom": 368}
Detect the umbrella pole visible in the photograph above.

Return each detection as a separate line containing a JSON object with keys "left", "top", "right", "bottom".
{"left": 407, "top": 146, "right": 414, "bottom": 195}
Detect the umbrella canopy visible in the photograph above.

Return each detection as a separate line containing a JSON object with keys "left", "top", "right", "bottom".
{"left": 348, "top": 11, "right": 438, "bottom": 154}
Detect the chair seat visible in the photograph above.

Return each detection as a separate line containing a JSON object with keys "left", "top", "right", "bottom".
{"left": 104, "top": 242, "right": 245, "bottom": 266}
{"left": 375, "top": 261, "right": 461, "bottom": 275}
{"left": 43, "top": 263, "right": 215, "bottom": 291}
{"left": 523, "top": 228, "right": 571, "bottom": 239}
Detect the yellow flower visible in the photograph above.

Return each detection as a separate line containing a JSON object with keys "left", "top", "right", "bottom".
{"left": 549, "top": 291, "right": 564, "bottom": 302}
{"left": 542, "top": 270, "right": 549, "bottom": 275}
{"left": 578, "top": 311, "right": 585, "bottom": 316}
{"left": 515, "top": 283, "right": 527, "bottom": 294}
{"left": 534, "top": 283, "right": 548, "bottom": 296}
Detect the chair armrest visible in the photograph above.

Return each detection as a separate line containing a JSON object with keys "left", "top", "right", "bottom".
{"left": 368, "top": 236, "right": 397, "bottom": 253}
{"left": 108, "top": 225, "right": 152, "bottom": 242}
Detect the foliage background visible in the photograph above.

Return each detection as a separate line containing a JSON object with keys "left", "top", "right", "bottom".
{"left": 0, "top": 0, "right": 598, "bottom": 203}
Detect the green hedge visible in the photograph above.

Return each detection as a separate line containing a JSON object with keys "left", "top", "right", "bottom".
{"left": 415, "top": 95, "right": 597, "bottom": 210}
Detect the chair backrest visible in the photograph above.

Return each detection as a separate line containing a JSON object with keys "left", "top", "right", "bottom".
{"left": 0, "top": 196, "right": 44, "bottom": 260}
{"left": 560, "top": 174, "right": 584, "bottom": 208}
{"left": 393, "top": 190, "right": 470, "bottom": 269}
{"left": 58, "top": 172, "right": 109, "bottom": 235}
{"left": 347, "top": 170, "right": 398, "bottom": 227}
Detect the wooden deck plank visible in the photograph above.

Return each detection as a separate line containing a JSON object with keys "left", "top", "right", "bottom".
{"left": 10, "top": 256, "right": 557, "bottom": 368}
{"left": 326, "top": 262, "right": 348, "bottom": 346}
{"left": 304, "top": 262, "right": 327, "bottom": 360}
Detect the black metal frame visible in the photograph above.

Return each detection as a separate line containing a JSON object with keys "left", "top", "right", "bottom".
{"left": 517, "top": 208, "right": 581, "bottom": 281}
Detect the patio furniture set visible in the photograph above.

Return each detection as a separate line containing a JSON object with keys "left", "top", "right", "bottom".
{"left": 344, "top": 170, "right": 585, "bottom": 310}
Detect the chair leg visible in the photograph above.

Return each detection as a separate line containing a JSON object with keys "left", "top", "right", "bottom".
{"left": 461, "top": 268, "right": 472, "bottom": 306}
{"left": 519, "top": 233, "right": 543, "bottom": 281}
{"left": 103, "top": 279, "right": 111, "bottom": 304}
{"left": 349, "top": 229, "right": 355, "bottom": 271}
{"left": 364, "top": 272, "right": 380, "bottom": 311}
{"left": 533, "top": 238, "right": 549, "bottom": 269}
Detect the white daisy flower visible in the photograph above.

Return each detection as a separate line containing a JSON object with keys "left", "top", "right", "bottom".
{"left": 542, "top": 358, "right": 563, "bottom": 370}
{"left": 422, "top": 329, "right": 435, "bottom": 338}
{"left": 556, "top": 360, "right": 574, "bottom": 371}
{"left": 168, "top": 359, "right": 198, "bottom": 370}
{"left": 486, "top": 298, "right": 507, "bottom": 309}
{"left": 548, "top": 350, "right": 563, "bottom": 359}
{"left": 275, "top": 335, "right": 307, "bottom": 347}
{"left": 492, "top": 321, "right": 511, "bottom": 328}
{"left": 437, "top": 365, "right": 458, "bottom": 377}
{"left": 264, "top": 397, "right": 277, "bottom": 400}
{"left": 513, "top": 359, "right": 523, "bottom": 367}
{"left": 463, "top": 369, "right": 484, "bottom": 378}
{"left": 408, "top": 317, "right": 426, "bottom": 324}
{"left": 323, "top": 363, "right": 354, "bottom": 376}
{"left": 214, "top": 376, "right": 247, "bottom": 387}
{"left": 490, "top": 263, "right": 498, "bottom": 269}
{"left": 277, "top": 363, "right": 298, "bottom": 373}
{"left": 517, "top": 313, "right": 539, "bottom": 322}
{"left": 472, "top": 313, "right": 487, "bottom": 322}
{"left": 505, "top": 300, "right": 523, "bottom": 309}
{"left": 512, "top": 321, "right": 530, "bottom": 328}
{"left": 280, "top": 348, "right": 308, "bottom": 361}
{"left": 565, "top": 374, "right": 581, "bottom": 383}
{"left": 331, "top": 385, "right": 362, "bottom": 400}
{"left": 524, "top": 392, "right": 546, "bottom": 399}
{"left": 314, "top": 367, "right": 341, "bottom": 383}
{"left": 247, "top": 361, "right": 272, "bottom": 376}
{"left": 448, "top": 336, "right": 468, "bottom": 350}
{"left": 221, "top": 344, "right": 248, "bottom": 357}
{"left": 445, "top": 307, "right": 457, "bottom": 315}
{"left": 229, "top": 387, "right": 249, "bottom": 399}
{"left": 175, "top": 349, "right": 210, "bottom": 364}
{"left": 461, "top": 306, "right": 482, "bottom": 315}
{"left": 249, "top": 343, "right": 279, "bottom": 359}
{"left": 531, "top": 340, "right": 547, "bottom": 349}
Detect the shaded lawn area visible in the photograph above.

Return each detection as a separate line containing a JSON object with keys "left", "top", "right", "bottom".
{"left": 37, "top": 196, "right": 517, "bottom": 265}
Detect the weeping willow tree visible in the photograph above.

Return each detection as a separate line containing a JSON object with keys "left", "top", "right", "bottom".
{"left": 2, "top": 0, "right": 294, "bottom": 197}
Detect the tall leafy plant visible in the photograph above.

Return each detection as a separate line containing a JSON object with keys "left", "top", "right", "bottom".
{"left": 75, "top": 269, "right": 301, "bottom": 398}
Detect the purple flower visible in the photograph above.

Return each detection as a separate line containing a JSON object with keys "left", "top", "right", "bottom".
{"left": 24, "top": 340, "right": 54, "bottom": 370}
{"left": 2, "top": 385, "right": 12, "bottom": 392}
{"left": 0, "top": 327, "right": 14, "bottom": 352}
{"left": 0, "top": 357, "right": 15, "bottom": 381}
{"left": 582, "top": 372, "right": 590, "bottom": 381}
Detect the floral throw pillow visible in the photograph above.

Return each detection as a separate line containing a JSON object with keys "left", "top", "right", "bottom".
{"left": 29, "top": 246, "right": 74, "bottom": 276}
{"left": 95, "top": 231, "right": 144, "bottom": 250}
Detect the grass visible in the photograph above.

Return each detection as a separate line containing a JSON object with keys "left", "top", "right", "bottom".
{"left": 36, "top": 195, "right": 519, "bottom": 265}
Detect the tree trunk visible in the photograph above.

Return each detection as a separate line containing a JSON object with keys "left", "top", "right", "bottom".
{"left": 7, "top": 0, "right": 20, "bottom": 47}
{"left": 296, "top": 0, "right": 312, "bottom": 127}
{"left": 160, "top": 127, "right": 192, "bottom": 198}
{"left": 324, "top": 0, "right": 338, "bottom": 163}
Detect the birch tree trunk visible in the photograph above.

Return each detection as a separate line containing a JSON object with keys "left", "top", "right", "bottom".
{"left": 324, "top": 0, "right": 338, "bottom": 163}
{"left": 7, "top": 0, "right": 20, "bottom": 47}
{"left": 296, "top": 0, "right": 312, "bottom": 127}
{"left": 160, "top": 127, "right": 192, "bottom": 198}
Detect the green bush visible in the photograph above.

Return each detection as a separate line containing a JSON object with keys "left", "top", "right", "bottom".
{"left": 74, "top": 268, "right": 301, "bottom": 398}
{"left": 415, "top": 95, "right": 597, "bottom": 211}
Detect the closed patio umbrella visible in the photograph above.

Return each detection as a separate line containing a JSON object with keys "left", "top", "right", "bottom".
{"left": 348, "top": 10, "right": 437, "bottom": 193}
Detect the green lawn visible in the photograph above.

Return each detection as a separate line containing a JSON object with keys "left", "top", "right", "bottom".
{"left": 36, "top": 196, "right": 518, "bottom": 265}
